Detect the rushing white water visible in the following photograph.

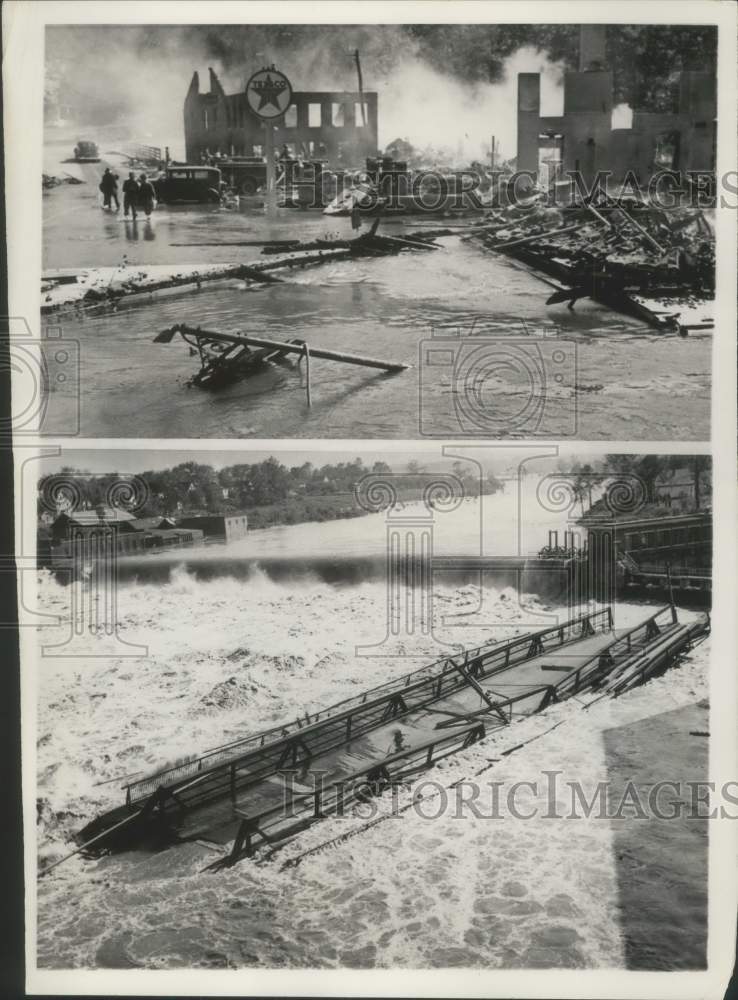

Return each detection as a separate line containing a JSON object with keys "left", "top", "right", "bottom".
{"left": 33, "top": 494, "right": 709, "bottom": 970}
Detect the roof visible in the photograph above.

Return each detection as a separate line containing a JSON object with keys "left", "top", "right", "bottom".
{"left": 580, "top": 509, "right": 711, "bottom": 528}
{"left": 55, "top": 507, "right": 136, "bottom": 526}
{"left": 130, "top": 516, "right": 178, "bottom": 531}
{"left": 178, "top": 512, "right": 248, "bottom": 521}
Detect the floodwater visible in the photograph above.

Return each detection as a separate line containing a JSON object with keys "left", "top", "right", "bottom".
{"left": 34, "top": 577, "right": 710, "bottom": 972}
{"left": 34, "top": 497, "right": 709, "bottom": 971}
{"left": 41, "top": 157, "right": 711, "bottom": 440}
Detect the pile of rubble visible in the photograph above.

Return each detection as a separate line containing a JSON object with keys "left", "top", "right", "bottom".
{"left": 469, "top": 196, "right": 715, "bottom": 332}
{"left": 42, "top": 173, "right": 84, "bottom": 190}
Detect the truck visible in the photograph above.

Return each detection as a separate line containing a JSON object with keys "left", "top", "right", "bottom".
{"left": 73, "top": 140, "right": 100, "bottom": 163}
{"left": 217, "top": 156, "right": 328, "bottom": 202}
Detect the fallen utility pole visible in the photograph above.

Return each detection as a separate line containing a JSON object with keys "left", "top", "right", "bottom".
{"left": 155, "top": 323, "right": 409, "bottom": 376}
{"left": 169, "top": 222, "right": 441, "bottom": 257}
{"left": 487, "top": 222, "right": 593, "bottom": 252}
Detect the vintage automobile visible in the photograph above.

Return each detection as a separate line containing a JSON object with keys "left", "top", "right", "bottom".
{"left": 323, "top": 156, "right": 489, "bottom": 216}
{"left": 73, "top": 140, "right": 100, "bottom": 163}
{"left": 216, "top": 156, "right": 268, "bottom": 196}
{"left": 152, "top": 165, "right": 223, "bottom": 204}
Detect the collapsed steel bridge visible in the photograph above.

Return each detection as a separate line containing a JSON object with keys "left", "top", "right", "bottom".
{"left": 68, "top": 605, "right": 707, "bottom": 873}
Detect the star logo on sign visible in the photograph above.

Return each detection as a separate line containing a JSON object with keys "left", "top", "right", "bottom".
{"left": 251, "top": 74, "right": 288, "bottom": 112}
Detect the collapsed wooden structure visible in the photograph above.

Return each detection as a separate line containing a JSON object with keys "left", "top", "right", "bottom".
{"left": 469, "top": 200, "right": 715, "bottom": 334}
{"left": 54, "top": 605, "right": 707, "bottom": 877}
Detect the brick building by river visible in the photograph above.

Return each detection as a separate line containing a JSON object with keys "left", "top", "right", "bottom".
{"left": 184, "top": 67, "right": 378, "bottom": 164}
{"left": 517, "top": 25, "right": 716, "bottom": 189}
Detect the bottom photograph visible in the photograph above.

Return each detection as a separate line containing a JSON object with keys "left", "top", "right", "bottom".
{"left": 30, "top": 445, "right": 712, "bottom": 972}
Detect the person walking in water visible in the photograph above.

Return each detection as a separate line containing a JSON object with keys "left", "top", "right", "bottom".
{"left": 138, "top": 173, "right": 157, "bottom": 218}
{"left": 98, "top": 167, "right": 119, "bottom": 211}
{"left": 122, "top": 172, "right": 139, "bottom": 219}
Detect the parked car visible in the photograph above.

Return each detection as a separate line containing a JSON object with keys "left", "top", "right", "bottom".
{"left": 152, "top": 165, "right": 223, "bottom": 204}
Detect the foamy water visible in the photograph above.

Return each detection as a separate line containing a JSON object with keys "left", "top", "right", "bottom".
{"left": 33, "top": 558, "right": 709, "bottom": 970}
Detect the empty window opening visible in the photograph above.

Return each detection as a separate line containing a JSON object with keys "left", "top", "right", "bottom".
{"left": 654, "top": 130, "right": 680, "bottom": 170}
{"left": 308, "top": 103, "right": 322, "bottom": 127}
{"left": 610, "top": 103, "right": 633, "bottom": 130}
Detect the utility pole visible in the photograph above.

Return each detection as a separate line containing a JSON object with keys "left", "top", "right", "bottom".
{"left": 354, "top": 49, "right": 367, "bottom": 126}
{"left": 245, "top": 64, "right": 293, "bottom": 218}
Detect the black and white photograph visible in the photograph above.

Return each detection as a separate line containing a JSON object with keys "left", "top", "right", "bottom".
{"left": 32, "top": 446, "right": 712, "bottom": 970}
{"left": 3, "top": 1, "right": 737, "bottom": 998}
{"left": 37, "top": 20, "right": 718, "bottom": 440}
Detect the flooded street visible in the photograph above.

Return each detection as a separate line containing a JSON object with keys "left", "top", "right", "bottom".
{"left": 42, "top": 176, "right": 710, "bottom": 440}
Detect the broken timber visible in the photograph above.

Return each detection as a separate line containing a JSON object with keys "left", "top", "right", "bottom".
{"left": 155, "top": 323, "right": 408, "bottom": 389}
{"left": 471, "top": 202, "right": 714, "bottom": 333}
{"left": 170, "top": 218, "right": 441, "bottom": 257}
{"left": 58, "top": 605, "right": 707, "bottom": 876}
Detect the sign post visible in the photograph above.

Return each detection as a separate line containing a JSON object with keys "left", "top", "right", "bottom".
{"left": 245, "top": 66, "right": 293, "bottom": 215}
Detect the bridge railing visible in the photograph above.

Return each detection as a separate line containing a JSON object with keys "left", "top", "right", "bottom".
{"left": 124, "top": 607, "right": 612, "bottom": 804}
{"left": 632, "top": 562, "right": 711, "bottom": 578}
{"left": 222, "top": 721, "right": 490, "bottom": 858}
{"left": 552, "top": 605, "right": 676, "bottom": 698}
{"left": 120, "top": 142, "right": 163, "bottom": 163}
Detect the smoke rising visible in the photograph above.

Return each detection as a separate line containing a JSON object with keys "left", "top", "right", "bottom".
{"left": 45, "top": 25, "right": 565, "bottom": 162}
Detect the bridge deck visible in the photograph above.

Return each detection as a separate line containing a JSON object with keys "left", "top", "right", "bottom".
{"left": 178, "top": 625, "right": 659, "bottom": 846}
{"left": 73, "top": 606, "right": 702, "bottom": 864}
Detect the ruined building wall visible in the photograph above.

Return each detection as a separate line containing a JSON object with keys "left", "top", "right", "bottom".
{"left": 184, "top": 68, "right": 379, "bottom": 163}
{"left": 517, "top": 30, "right": 716, "bottom": 186}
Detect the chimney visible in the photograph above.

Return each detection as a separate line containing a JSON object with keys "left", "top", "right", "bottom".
{"left": 579, "top": 25, "right": 607, "bottom": 71}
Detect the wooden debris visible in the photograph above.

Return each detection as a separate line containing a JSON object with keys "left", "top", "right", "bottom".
{"left": 171, "top": 221, "right": 442, "bottom": 258}
{"left": 469, "top": 200, "right": 714, "bottom": 333}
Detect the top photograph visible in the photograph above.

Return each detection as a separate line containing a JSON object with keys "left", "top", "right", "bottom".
{"left": 40, "top": 22, "right": 717, "bottom": 440}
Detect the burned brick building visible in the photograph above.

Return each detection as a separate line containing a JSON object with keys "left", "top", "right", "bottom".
{"left": 184, "top": 68, "right": 378, "bottom": 164}
{"left": 517, "top": 25, "right": 716, "bottom": 188}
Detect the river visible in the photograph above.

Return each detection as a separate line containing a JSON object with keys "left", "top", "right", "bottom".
{"left": 33, "top": 494, "right": 709, "bottom": 971}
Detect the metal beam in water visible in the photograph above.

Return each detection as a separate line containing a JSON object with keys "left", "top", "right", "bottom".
{"left": 156, "top": 324, "right": 409, "bottom": 373}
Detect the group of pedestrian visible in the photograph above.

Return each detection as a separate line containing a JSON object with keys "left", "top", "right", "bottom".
{"left": 99, "top": 167, "right": 157, "bottom": 220}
